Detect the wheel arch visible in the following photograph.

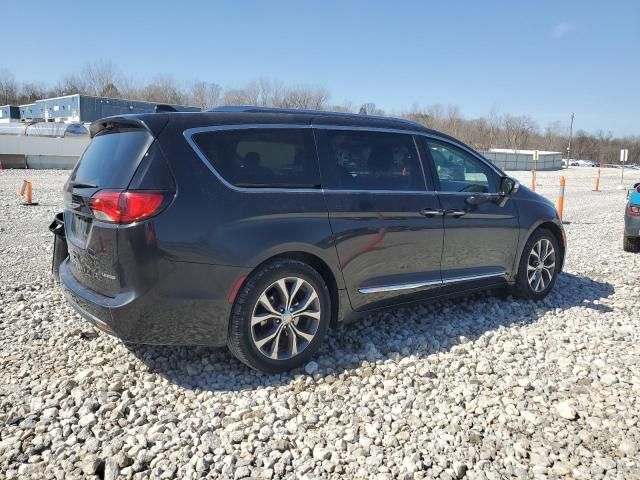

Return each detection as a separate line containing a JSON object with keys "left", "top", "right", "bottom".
{"left": 236, "top": 250, "right": 343, "bottom": 329}
{"left": 540, "top": 221, "right": 566, "bottom": 270}
{"left": 515, "top": 220, "right": 566, "bottom": 276}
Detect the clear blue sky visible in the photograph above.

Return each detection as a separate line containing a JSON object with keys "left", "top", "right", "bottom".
{"left": 5, "top": 1, "right": 640, "bottom": 136}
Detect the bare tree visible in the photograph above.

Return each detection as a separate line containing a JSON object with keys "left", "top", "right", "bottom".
{"left": 543, "top": 120, "right": 566, "bottom": 151}
{"left": 81, "top": 60, "right": 120, "bottom": 97}
{"left": 330, "top": 101, "right": 355, "bottom": 113}
{"left": 221, "top": 79, "right": 329, "bottom": 110}
{"left": 0, "top": 69, "right": 18, "bottom": 105}
{"left": 139, "top": 76, "right": 186, "bottom": 104}
{"left": 189, "top": 81, "right": 222, "bottom": 110}
{"left": 52, "top": 73, "right": 90, "bottom": 97}
{"left": 1, "top": 62, "right": 638, "bottom": 164}
{"left": 18, "top": 82, "right": 47, "bottom": 104}
{"left": 501, "top": 114, "right": 538, "bottom": 149}
{"left": 359, "top": 102, "right": 385, "bottom": 115}
{"left": 116, "top": 76, "right": 140, "bottom": 101}
{"left": 444, "top": 104, "right": 462, "bottom": 138}
{"left": 487, "top": 105, "right": 502, "bottom": 149}
{"left": 280, "top": 85, "right": 330, "bottom": 110}
{"left": 222, "top": 87, "right": 253, "bottom": 105}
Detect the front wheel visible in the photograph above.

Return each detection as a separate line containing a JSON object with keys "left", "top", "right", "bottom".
{"left": 227, "top": 259, "right": 331, "bottom": 373}
{"left": 512, "top": 229, "right": 560, "bottom": 300}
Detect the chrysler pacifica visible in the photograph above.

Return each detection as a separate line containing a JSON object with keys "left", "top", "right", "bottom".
{"left": 58, "top": 107, "right": 565, "bottom": 372}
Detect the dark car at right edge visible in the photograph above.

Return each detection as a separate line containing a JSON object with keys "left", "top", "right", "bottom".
{"left": 56, "top": 107, "right": 566, "bottom": 373}
{"left": 624, "top": 182, "right": 640, "bottom": 252}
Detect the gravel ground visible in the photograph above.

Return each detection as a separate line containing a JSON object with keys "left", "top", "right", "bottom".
{"left": 1, "top": 167, "right": 639, "bottom": 480}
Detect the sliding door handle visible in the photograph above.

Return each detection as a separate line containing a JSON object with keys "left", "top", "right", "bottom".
{"left": 445, "top": 209, "right": 466, "bottom": 217}
{"left": 420, "top": 209, "right": 444, "bottom": 217}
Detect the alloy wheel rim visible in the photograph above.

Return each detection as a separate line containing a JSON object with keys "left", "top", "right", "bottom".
{"left": 527, "top": 238, "right": 556, "bottom": 292}
{"left": 250, "top": 277, "right": 321, "bottom": 360}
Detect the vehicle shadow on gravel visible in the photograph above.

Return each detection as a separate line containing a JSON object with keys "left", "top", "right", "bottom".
{"left": 125, "top": 272, "right": 614, "bottom": 391}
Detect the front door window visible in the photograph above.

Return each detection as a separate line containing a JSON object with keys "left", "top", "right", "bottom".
{"left": 425, "top": 140, "right": 496, "bottom": 193}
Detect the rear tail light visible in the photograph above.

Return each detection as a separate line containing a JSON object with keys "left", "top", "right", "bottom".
{"left": 628, "top": 205, "right": 640, "bottom": 217}
{"left": 91, "top": 190, "right": 169, "bottom": 223}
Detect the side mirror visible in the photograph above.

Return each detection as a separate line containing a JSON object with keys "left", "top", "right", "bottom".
{"left": 499, "top": 176, "right": 518, "bottom": 196}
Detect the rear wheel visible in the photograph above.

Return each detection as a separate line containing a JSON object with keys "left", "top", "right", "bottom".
{"left": 623, "top": 235, "right": 640, "bottom": 253}
{"left": 512, "top": 229, "right": 560, "bottom": 300}
{"left": 228, "top": 259, "right": 331, "bottom": 373}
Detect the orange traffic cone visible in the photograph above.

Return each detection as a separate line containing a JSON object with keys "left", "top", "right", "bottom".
{"left": 20, "top": 179, "right": 39, "bottom": 206}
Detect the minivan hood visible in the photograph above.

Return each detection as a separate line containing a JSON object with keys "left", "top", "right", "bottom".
{"left": 514, "top": 184, "right": 556, "bottom": 208}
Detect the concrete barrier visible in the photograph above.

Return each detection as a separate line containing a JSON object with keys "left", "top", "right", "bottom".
{"left": 0, "top": 153, "right": 27, "bottom": 169}
{"left": 481, "top": 150, "right": 563, "bottom": 171}
{"left": 0, "top": 135, "right": 88, "bottom": 155}
{"left": 0, "top": 135, "right": 88, "bottom": 169}
{"left": 26, "top": 155, "right": 78, "bottom": 169}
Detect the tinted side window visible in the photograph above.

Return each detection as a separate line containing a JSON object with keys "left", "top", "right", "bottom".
{"left": 317, "top": 130, "right": 426, "bottom": 191}
{"left": 192, "top": 128, "right": 320, "bottom": 188}
{"left": 425, "top": 140, "right": 496, "bottom": 193}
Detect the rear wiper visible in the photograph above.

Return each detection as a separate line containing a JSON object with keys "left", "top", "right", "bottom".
{"left": 69, "top": 181, "right": 98, "bottom": 188}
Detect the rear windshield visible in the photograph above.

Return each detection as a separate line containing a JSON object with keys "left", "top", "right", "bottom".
{"left": 70, "top": 127, "right": 152, "bottom": 188}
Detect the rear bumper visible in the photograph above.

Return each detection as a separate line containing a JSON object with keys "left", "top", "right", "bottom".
{"left": 625, "top": 210, "right": 640, "bottom": 237}
{"left": 59, "top": 258, "right": 250, "bottom": 346}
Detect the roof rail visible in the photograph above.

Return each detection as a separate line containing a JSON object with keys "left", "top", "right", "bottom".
{"left": 206, "top": 105, "right": 424, "bottom": 129}
{"left": 154, "top": 104, "right": 178, "bottom": 113}
{"left": 208, "top": 106, "right": 325, "bottom": 115}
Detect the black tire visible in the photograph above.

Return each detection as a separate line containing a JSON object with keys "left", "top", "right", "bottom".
{"left": 227, "top": 259, "right": 331, "bottom": 373}
{"left": 512, "top": 228, "right": 561, "bottom": 300}
{"left": 623, "top": 235, "right": 640, "bottom": 253}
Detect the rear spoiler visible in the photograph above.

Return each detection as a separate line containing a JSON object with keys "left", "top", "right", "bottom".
{"left": 89, "top": 115, "right": 169, "bottom": 139}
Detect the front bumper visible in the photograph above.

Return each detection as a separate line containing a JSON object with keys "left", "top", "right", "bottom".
{"left": 59, "top": 258, "right": 250, "bottom": 346}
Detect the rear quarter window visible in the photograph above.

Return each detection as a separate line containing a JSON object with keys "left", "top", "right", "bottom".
{"left": 71, "top": 127, "right": 152, "bottom": 188}
{"left": 191, "top": 128, "right": 321, "bottom": 188}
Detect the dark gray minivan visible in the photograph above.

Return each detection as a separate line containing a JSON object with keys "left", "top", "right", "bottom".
{"left": 58, "top": 107, "right": 565, "bottom": 372}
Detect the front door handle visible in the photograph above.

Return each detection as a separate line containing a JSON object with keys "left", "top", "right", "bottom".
{"left": 420, "top": 209, "right": 445, "bottom": 217}
{"left": 445, "top": 209, "right": 466, "bottom": 217}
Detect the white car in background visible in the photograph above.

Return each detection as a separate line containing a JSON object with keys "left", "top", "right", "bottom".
{"left": 574, "top": 159, "right": 597, "bottom": 167}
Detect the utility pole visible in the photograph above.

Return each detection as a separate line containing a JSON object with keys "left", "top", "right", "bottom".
{"left": 620, "top": 148, "right": 629, "bottom": 188}
{"left": 566, "top": 112, "right": 575, "bottom": 168}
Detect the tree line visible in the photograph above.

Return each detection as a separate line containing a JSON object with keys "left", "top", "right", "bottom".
{"left": 1, "top": 62, "right": 637, "bottom": 164}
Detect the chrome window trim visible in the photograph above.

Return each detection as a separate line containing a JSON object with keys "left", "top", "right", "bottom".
{"left": 183, "top": 123, "right": 506, "bottom": 194}
{"left": 323, "top": 189, "right": 437, "bottom": 195}
{"left": 359, "top": 270, "right": 506, "bottom": 294}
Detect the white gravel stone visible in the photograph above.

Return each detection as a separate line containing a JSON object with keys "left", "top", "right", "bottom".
{"left": 555, "top": 401, "right": 578, "bottom": 420}
{"left": 0, "top": 167, "right": 639, "bottom": 479}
